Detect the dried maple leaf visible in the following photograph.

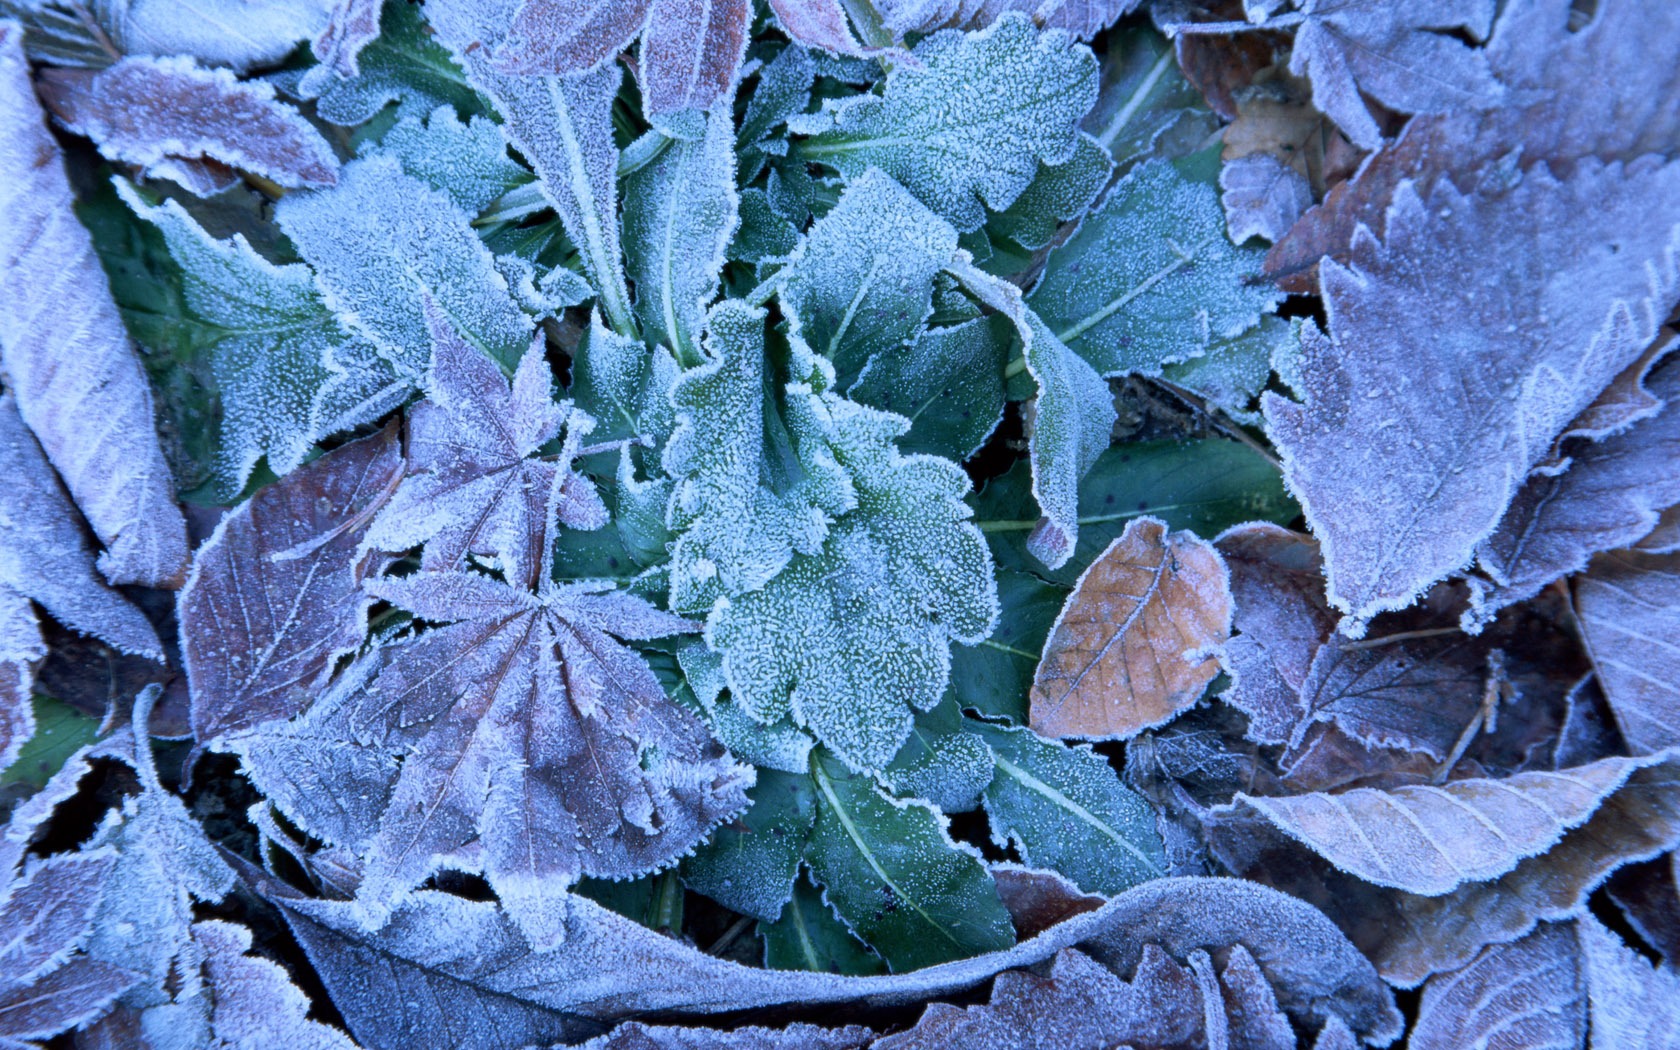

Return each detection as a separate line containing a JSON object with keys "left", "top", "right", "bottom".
{"left": 1574, "top": 549, "right": 1680, "bottom": 756}
{"left": 181, "top": 424, "right": 402, "bottom": 748}
{"left": 345, "top": 569, "right": 750, "bottom": 948}
{"left": 364, "top": 301, "right": 605, "bottom": 589}
{"left": 493, "top": 0, "right": 752, "bottom": 115}
{"left": 36, "top": 55, "right": 338, "bottom": 197}
{"left": 1264, "top": 161, "right": 1680, "bottom": 630}
{"left": 1031, "top": 517, "right": 1232, "bottom": 740}
{"left": 0, "top": 24, "right": 187, "bottom": 588}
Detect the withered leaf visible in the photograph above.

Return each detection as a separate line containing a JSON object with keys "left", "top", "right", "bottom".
{"left": 37, "top": 55, "right": 338, "bottom": 198}
{"left": 308, "top": 0, "right": 384, "bottom": 83}
{"left": 1264, "top": 161, "right": 1680, "bottom": 630}
{"left": 0, "top": 24, "right": 188, "bottom": 588}
{"left": 347, "top": 570, "right": 750, "bottom": 948}
{"left": 170, "top": 920, "right": 356, "bottom": 1050}
{"left": 181, "top": 424, "right": 402, "bottom": 747}
{"left": 1408, "top": 921, "right": 1584, "bottom": 1050}
{"left": 1219, "top": 152, "right": 1312, "bottom": 245}
{"left": 1577, "top": 912, "right": 1680, "bottom": 1047}
{"left": 364, "top": 302, "right": 605, "bottom": 590}
{"left": 766, "top": 0, "right": 866, "bottom": 56}
{"left": 1031, "top": 516, "right": 1232, "bottom": 741}
{"left": 574, "top": 1021, "right": 874, "bottom": 1048}
{"left": 1222, "top": 751, "right": 1675, "bottom": 896}
{"left": 1574, "top": 549, "right": 1680, "bottom": 756}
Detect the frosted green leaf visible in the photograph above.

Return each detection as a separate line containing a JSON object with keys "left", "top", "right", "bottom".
{"left": 738, "top": 43, "right": 816, "bottom": 182}
{"left": 971, "top": 439, "right": 1298, "bottom": 586}
{"left": 881, "top": 697, "right": 995, "bottom": 814}
{"left": 685, "top": 768, "right": 814, "bottom": 921}
{"left": 1163, "top": 315, "right": 1300, "bottom": 426}
{"left": 624, "top": 105, "right": 739, "bottom": 365}
{"left": 300, "top": 0, "right": 482, "bottom": 126}
{"left": 731, "top": 188, "right": 802, "bottom": 264}
{"left": 677, "top": 641, "right": 816, "bottom": 774}
{"left": 987, "top": 133, "right": 1113, "bottom": 251}
{"left": 709, "top": 390, "right": 999, "bottom": 772}
{"left": 663, "top": 301, "right": 854, "bottom": 615}
{"left": 792, "top": 13, "right": 1097, "bottom": 232}
{"left": 805, "top": 754, "right": 1014, "bottom": 971}
{"left": 947, "top": 569, "right": 1064, "bottom": 722}
{"left": 570, "top": 311, "right": 680, "bottom": 446}
{"left": 851, "top": 314, "right": 1011, "bottom": 461}
{"left": 276, "top": 156, "right": 531, "bottom": 375}
{"left": 1084, "top": 26, "right": 1216, "bottom": 168}
{"left": 970, "top": 720, "right": 1166, "bottom": 896}
{"left": 112, "top": 0, "right": 332, "bottom": 73}
{"left": 371, "top": 106, "right": 530, "bottom": 215}
{"left": 776, "top": 169, "right": 961, "bottom": 387}
{"left": 116, "top": 180, "right": 406, "bottom": 495}
{"left": 760, "top": 874, "right": 885, "bottom": 976}
{"left": 1029, "top": 157, "right": 1282, "bottom": 377}
{"left": 948, "top": 256, "right": 1114, "bottom": 571}
{"left": 425, "top": 0, "right": 635, "bottom": 334}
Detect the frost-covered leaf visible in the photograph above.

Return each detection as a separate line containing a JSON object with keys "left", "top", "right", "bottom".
{"left": 1576, "top": 912, "right": 1680, "bottom": 1048}
{"left": 880, "top": 697, "right": 994, "bottom": 814}
{"left": 38, "top": 56, "right": 338, "bottom": 197}
{"left": 850, "top": 314, "right": 1011, "bottom": 461}
{"left": 0, "top": 395, "right": 163, "bottom": 667}
{"left": 116, "top": 181, "right": 406, "bottom": 494}
{"left": 425, "top": 0, "right": 637, "bottom": 334}
{"left": 947, "top": 570, "right": 1063, "bottom": 723}
{"left": 1028, "top": 156, "right": 1282, "bottom": 378}
{"left": 373, "top": 106, "right": 531, "bottom": 215}
{"left": 793, "top": 14, "right": 1097, "bottom": 232}
{"left": 1225, "top": 752, "right": 1676, "bottom": 896}
{"left": 1408, "top": 922, "right": 1584, "bottom": 1050}
{"left": 1220, "top": 152, "right": 1312, "bottom": 245}
{"left": 1281, "top": 0, "right": 1502, "bottom": 151}
{"left": 1265, "top": 162, "right": 1680, "bottom": 630}
{"left": 365, "top": 305, "right": 601, "bottom": 589}
{"left": 972, "top": 721, "right": 1165, "bottom": 895}
{"left": 570, "top": 311, "right": 680, "bottom": 447}
{"left": 0, "top": 25, "right": 188, "bottom": 588}
{"left": 684, "top": 768, "right": 813, "bottom": 922}
{"left": 805, "top": 754, "right": 1014, "bottom": 971}
{"left": 181, "top": 425, "right": 402, "bottom": 746}
{"left": 874, "top": 0, "right": 1138, "bottom": 39}
{"left": 1031, "top": 517, "right": 1232, "bottom": 740}
{"left": 760, "top": 874, "right": 885, "bottom": 976}
{"left": 345, "top": 570, "right": 748, "bottom": 946}
{"left": 776, "top": 169, "right": 960, "bottom": 387}
{"left": 573, "top": 1020, "right": 874, "bottom": 1049}
{"left": 306, "top": 0, "right": 383, "bottom": 85}
{"left": 0, "top": 851, "right": 115, "bottom": 986}
{"left": 987, "top": 133, "right": 1113, "bottom": 252}
{"left": 1163, "top": 314, "right": 1299, "bottom": 426}
{"left": 1084, "top": 26, "right": 1215, "bottom": 169}
{"left": 106, "top": 0, "right": 333, "bottom": 73}
{"left": 1575, "top": 550, "right": 1680, "bottom": 756}
{"left": 492, "top": 0, "right": 649, "bottom": 75}
{"left": 766, "top": 0, "right": 865, "bottom": 56}
{"left": 0, "top": 594, "right": 43, "bottom": 775}
{"left": 300, "top": 0, "right": 481, "bottom": 126}
{"left": 276, "top": 156, "right": 532, "bottom": 376}
{"left": 163, "top": 920, "right": 356, "bottom": 1050}
{"left": 624, "top": 104, "right": 739, "bottom": 364}
{"left": 973, "top": 439, "right": 1298, "bottom": 586}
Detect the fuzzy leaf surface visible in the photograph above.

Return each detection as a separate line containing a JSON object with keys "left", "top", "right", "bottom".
{"left": 1575, "top": 549, "right": 1680, "bottom": 756}
{"left": 874, "top": 0, "right": 1138, "bottom": 39}
{"left": 683, "top": 768, "right": 813, "bottom": 922}
{"left": 1408, "top": 922, "right": 1584, "bottom": 1050}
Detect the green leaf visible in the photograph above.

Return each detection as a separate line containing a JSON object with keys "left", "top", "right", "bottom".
{"left": 1028, "top": 156, "right": 1282, "bottom": 377}
{"left": 571, "top": 308, "right": 680, "bottom": 447}
{"left": 881, "top": 695, "right": 995, "bottom": 814}
{"left": 972, "top": 439, "right": 1299, "bottom": 586}
{"left": 776, "top": 169, "right": 961, "bottom": 387}
{"left": 970, "top": 720, "right": 1166, "bottom": 896}
{"left": 370, "top": 105, "right": 531, "bottom": 215}
{"left": 760, "top": 873, "right": 885, "bottom": 976}
{"left": 685, "top": 768, "right": 814, "bottom": 921}
{"left": 0, "top": 694, "right": 98, "bottom": 800}
{"left": 850, "top": 314, "right": 1011, "bottom": 461}
{"left": 114, "top": 180, "right": 406, "bottom": 497}
{"left": 1084, "top": 26, "right": 1218, "bottom": 168}
{"left": 1162, "top": 315, "right": 1300, "bottom": 425}
{"left": 947, "top": 569, "right": 1064, "bottom": 722}
{"left": 987, "top": 132, "right": 1113, "bottom": 252}
{"left": 730, "top": 188, "right": 802, "bottom": 265}
{"left": 737, "top": 43, "right": 817, "bottom": 183}
{"left": 275, "top": 156, "right": 532, "bottom": 375}
{"left": 805, "top": 754, "right": 1014, "bottom": 971}
{"left": 676, "top": 642, "right": 816, "bottom": 774}
{"left": 301, "top": 0, "right": 483, "bottom": 127}
{"left": 793, "top": 13, "right": 1097, "bottom": 232}
{"left": 624, "top": 106, "right": 739, "bottom": 365}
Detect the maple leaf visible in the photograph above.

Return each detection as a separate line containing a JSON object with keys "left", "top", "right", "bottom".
{"left": 0, "top": 25, "right": 188, "bottom": 588}
{"left": 342, "top": 569, "right": 750, "bottom": 947}
{"left": 493, "top": 0, "right": 752, "bottom": 115}
{"left": 365, "top": 301, "right": 605, "bottom": 589}
{"left": 1031, "top": 517, "right": 1232, "bottom": 741}
{"left": 37, "top": 55, "right": 338, "bottom": 198}
{"left": 1264, "top": 161, "right": 1680, "bottom": 630}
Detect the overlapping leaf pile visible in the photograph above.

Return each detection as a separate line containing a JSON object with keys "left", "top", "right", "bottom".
{"left": 0, "top": 0, "right": 1677, "bottom": 1047}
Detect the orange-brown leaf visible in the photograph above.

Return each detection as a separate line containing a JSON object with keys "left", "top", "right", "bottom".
{"left": 1030, "top": 517, "right": 1231, "bottom": 740}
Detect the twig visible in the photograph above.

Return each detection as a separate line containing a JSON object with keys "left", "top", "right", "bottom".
{"left": 1338, "top": 625, "right": 1462, "bottom": 651}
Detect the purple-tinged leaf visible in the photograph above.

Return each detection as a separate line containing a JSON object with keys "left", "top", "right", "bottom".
{"left": 179, "top": 920, "right": 356, "bottom": 1049}
{"left": 1409, "top": 922, "right": 1584, "bottom": 1050}
{"left": 1264, "top": 161, "right": 1680, "bottom": 631}
{"left": 495, "top": 0, "right": 652, "bottom": 75}
{"left": 641, "top": 0, "right": 753, "bottom": 115}
{"left": 181, "top": 424, "right": 402, "bottom": 747}
{"left": 0, "top": 592, "right": 35, "bottom": 774}
{"left": 1575, "top": 550, "right": 1680, "bottom": 756}
{"left": 1222, "top": 752, "right": 1674, "bottom": 896}
{"left": 37, "top": 56, "right": 338, "bottom": 197}
{"left": 0, "top": 954, "right": 136, "bottom": 1045}
{"left": 767, "top": 0, "right": 866, "bottom": 55}
{"left": 1576, "top": 913, "right": 1680, "bottom": 1048}
{"left": 309, "top": 0, "right": 384, "bottom": 82}
{"left": 1220, "top": 152, "right": 1312, "bottom": 245}
{"left": 364, "top": 305, "right": 602, "bottom": 589}
{"left": 0, "top": 24, "right": 188, "bottom": 589}
{"left": 0, "top": 852, "right": 116, "bottom": 984}
{"left": 572, "top": 1021, "right": 874, "bottom": 1048}
{"left": 874, "top": 0, "right": 1140, "bottom": 39}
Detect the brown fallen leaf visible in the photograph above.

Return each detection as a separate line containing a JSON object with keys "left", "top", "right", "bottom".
{"left": 1407, "top": 922, "right": 1585, "bottom": 1050}
{"left": 1031, "top": 516, "right": 1232, "bottom": 740}
{"left": 0, "top": 25, "right": 188, "bottom": 589}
